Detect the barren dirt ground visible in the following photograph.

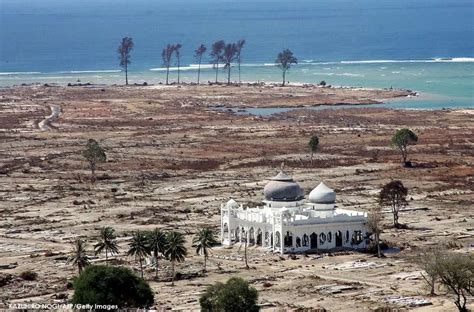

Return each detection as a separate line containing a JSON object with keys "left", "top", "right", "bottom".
{"left": 0, "top": 85, "right": 473, "bottom": 311}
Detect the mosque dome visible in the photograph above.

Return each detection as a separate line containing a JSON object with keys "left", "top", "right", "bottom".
{"left": 263, "top": 171, "right": 305, "bottom": 202}
{"left": 309, "top": 182, "right": 336, "bottom": 204}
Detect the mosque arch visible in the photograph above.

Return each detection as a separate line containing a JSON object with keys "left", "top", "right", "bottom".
{"left": 319, "top": 233, "right": 327, "bottom": 245}
{"left": 235, "top": 227, "right": 241, "bottom": 242}
{"left": 284, "top": 231, "right": 293, "bottom": 248}
{"left": 335, "top": 230, "right": 343, "bottom": 247}
{"left": 346, "top": 230, "right": 350, "bottom": 243}
{"left": 302, "top": 234, "right": 309, "bottom": 247}
{"left": 223, "top": 223, "right": 229, "bottom": 237}
{"left": 275, "top": 231, "right": 281, "bottom": 248}
{"left": 249, "top": 227, "right": 255, "bottom": 245}
{"left": 296, "top": 236, "right": 301, "bottom": 248}
{"left": 327, "top": 232, "right": 332, "bottom": 243}
{"left": 256, "top": 229, "right": 263, "bottom": 246}
{"left": 310, "top": 232, "right": 318, "bottom": 249}
{"left": 352, "top": 230, "right": 363, "bottom": 245}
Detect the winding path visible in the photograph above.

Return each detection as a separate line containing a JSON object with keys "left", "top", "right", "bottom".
{"left": 38, "top": 105, "right": 61, "bottom": 131}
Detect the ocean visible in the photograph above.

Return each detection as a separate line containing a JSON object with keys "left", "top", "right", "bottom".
{"left": 1, "top": 0, "right": 473, "bottom": 108}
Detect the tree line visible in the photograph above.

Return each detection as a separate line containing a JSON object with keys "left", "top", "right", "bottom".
{"left": 118, "top": 37, "right": 298, "bottom": 86}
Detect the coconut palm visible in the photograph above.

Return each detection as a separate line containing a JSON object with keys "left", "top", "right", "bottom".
{"left": 146, "top": 228, "right": 168, "bottom": 279}
{"left": 193, "top": 228, "right": 218, "bottom": 272}
{"left": 94, "top": 226, "right": 119, "bottom": 264}
{"left": 164, "top": 231, "right": 187, "bottom": 286}
{"left": 194, "top": 44, "right": 207, "bottom": 84}
{"left": 127, "top": 231, "right": 151, "bottom": 279}
{"left": 68, "top": 238, "right": 90, "bottom": 275}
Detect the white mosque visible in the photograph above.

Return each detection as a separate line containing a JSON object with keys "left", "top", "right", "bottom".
{"left": 220, "top": 170, "right": 369, "bottom": 254}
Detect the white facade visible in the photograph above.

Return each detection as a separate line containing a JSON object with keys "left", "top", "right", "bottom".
{"left": 220, "top": 171, "right": 369, "bottom": 254}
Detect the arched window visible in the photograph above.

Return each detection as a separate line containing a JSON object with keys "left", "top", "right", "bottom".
{"left": 351, "top": 231, "right": 363, "bottom": 245}
{"left": 327, "top": 232, "right": 332, "bottom": 243}
{"left": 319, "top": 233, "right": 326, "bottom": 245}
{"left": 346, "top": 230, "right": 350, "bottom": 243}
{"left": 302, "top": 234, "right": 309, "bottom": 247}
{"left": 284, "top": 231, "right": 293, "bottom": 248}
{"left": 296, "top": 237, "right": 301, "bottom": 247}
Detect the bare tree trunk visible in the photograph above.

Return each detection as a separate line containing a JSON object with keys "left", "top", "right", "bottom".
{"left": 171, "top": 260, "right": 175, "bottom": 286}
{"left": 197, "top": 57, "right": 202, "bottom": 84}
{"left": 244, "top": 240, "right": 249, "bottom": 269}
{"left": 238, "top": 60, "right": 241, "bottom": 84}
{"left": 177, "top": 57, "right": 180, "bottom": 84}
{"left": 215, "top": 61, "right": 219, "bottom": 83}
{"left": 376, "top": 233, "right": 381, "bottom": 258}
{"left": 282, "top": 71, "right": 286, "bottom": 86}
{"left": 139, "top": 257, "right": 143, "bottom": 279}
{"left": 125, "top": 63, "right": 128, "bottom": 86}
{"left": 204, "top": 255, "right": 207, "bottom": 273}
{"left": 105, "top": 249, "right": 108, "bottom": 264}
{"left": 227, "top": 66, "right": 231, "bottom": 85}
{"left": 166, "top": 66, "right": 170, "bottom": 85}
{"left": 155, "top": 255, "right": 159, "bottom": 279}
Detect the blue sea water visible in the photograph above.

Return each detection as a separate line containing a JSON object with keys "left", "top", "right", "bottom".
{"left": 0, "top": 0, "right": 473, "bottom": 108}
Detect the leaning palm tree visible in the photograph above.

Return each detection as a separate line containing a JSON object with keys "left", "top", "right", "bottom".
{"left": 164, "top": 231, "right": 187, "bottom": 286}
{"left": 127, "top": 231, "right": 151, "bottom": 279}
{"left": 94, "top": 226, "right": 119, "bottom": 264}
{"left": 146, "top": 228, "right": 168, "bottom": 279}
{"left": 68, "top": 238, "right": 90, "bottom": 275}
{"left": 192, "top": 228, "right": 218, "bottom": 273}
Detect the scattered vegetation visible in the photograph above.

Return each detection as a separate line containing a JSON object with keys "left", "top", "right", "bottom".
{"left": 94, "top": 226, "right": 119, "bottom": 264}
{"left": 367, "top": 206, "right": 383, "bottom": 257}
{"left": 127, "top": 231, "right": 151, "bottom": 279}
{"left": 379, "top": 180, "right": 408, "bottom": 228}
{"left": 275, "top": 49, "right": 298, "bottom": 86}
{"left": 391, "top": 128, "right": 418, "bottom": 166}
{"left": 308, "top": 135, "right": 319, "bottom": 166}
{"left": 68, "top": 238, "right": 90, "bottom": 274}
{"left": 118, "top": 37, "right": 134, "bottom": 85}
{"left": 192, "top": 227, "right": 218, "bottom": 272}
{"left": 72, "top": 265, "right": 154, "bottom": 309}
{"left": 164, "top": 231, "right": 187, "bottom": 285}
{"left": 194, "top": 44, "right": 207, "bottom": 84}
{"left": 83, "top": 139, "right": 106, "bottom": 180}
{"left": 200, "top": 277, "right": 259, "bottom": 312}
{"left": 19, "top": 270, "right": 38, "bottom": 281}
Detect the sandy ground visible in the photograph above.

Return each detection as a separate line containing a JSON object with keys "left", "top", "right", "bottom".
{"left": 0, "top": 84, "right": 472, "bottom": 311}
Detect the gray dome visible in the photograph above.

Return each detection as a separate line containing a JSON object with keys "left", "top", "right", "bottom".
{"left": 263, "top": 171, "right": 305, "bottom": 202}
{"left": 309, "top": 182, "right": 336, "bottom": 204}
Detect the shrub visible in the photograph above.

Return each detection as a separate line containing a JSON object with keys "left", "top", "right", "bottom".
{"left": 19, "top": 270, "right": 38, "bottom": 281}
{"left": 72, "top": 265, "right": 154, "bottom": 309}
{"left": 200, "top": 277, "right": 259, "bottom": 312}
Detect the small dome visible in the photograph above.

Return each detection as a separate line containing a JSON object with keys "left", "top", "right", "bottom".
{"left": 309, "top": 182, "right": 336, "bottom": 204}
{"left": 263, "top": 171, "right": 305, "bottom": 202}
{"left": 226, "top": 199, "right": 238, "bottom": 209}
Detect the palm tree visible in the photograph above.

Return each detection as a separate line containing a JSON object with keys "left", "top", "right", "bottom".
{"left": 68, "top": 238, "right": 90, "bottom": 275}
{"left": 192, "top": 228, "right": 218, "bottom": 272}
{"left": 127, "top": 231, "right": 151, "bottom": 279}
{"left": 174, "top": 43, "right": 182, "bottom": 84}
{"left": 222, "top": 43, "right": 237, "bottom": 85}
{"left": 94, "top": 226, "right": 119, "bottom": 264}
{"left": 146, "top": 228, "right": 168, "bottom": 279}
{"left": 210, "top": 40, "right": 225, "bottom": 83}
{"left": 194, "top": 44, "right": 207, "bottom": 84}
{"left": 162, "top": 44, "right": 175, "bottom": 85}
{"left": 164, "top": 231, "right": 187, "bottom": 286}
{"left": 235, "top": 39, "right": 246, "bottom": 84}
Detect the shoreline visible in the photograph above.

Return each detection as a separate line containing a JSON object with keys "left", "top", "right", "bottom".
{"left": 0, "top": 82, "right": 416, "bottom": 109}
